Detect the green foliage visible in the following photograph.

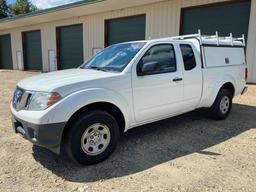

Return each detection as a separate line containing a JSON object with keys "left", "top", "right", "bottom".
{"left": 10, "top": 0, "right": 38, "bottom": 16}
{"left": 0, "top": 0, "right": 9, "bottom": 18}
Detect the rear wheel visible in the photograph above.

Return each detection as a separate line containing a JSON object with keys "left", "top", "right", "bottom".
{"left": 209, "top": 89, "right": 233, "bottom": 120}
{"left": 64, "top": 110, "right": 120, "bottom": 165}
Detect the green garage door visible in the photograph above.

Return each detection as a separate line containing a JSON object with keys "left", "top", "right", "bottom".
{"left": 0, "top": 34, "right": 13, "bottom": 69}
{"left": 181, "top": 1, "right": 251, "bottom": 40}
{"left": 56, "top": 24, "right": 84, "bottom": 70}
{"left": 22, "top": 30, "right": 43, "bottom": 71}
{"left": 105, "top": 15, "right": 146, "bottom": 46}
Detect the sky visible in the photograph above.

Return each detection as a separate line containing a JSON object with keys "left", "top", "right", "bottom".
{"left": 7, "top": 0, "right": 82, "bottom": 9}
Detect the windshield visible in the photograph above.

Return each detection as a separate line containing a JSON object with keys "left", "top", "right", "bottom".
{"left": 81, "top": 42, "right": 146, "bottom": 72}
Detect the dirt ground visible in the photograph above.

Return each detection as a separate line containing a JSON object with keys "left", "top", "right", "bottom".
{"left": 0, "top": 70, "right": 256, "bottom": 192}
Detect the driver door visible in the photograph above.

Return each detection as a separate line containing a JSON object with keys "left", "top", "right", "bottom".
{"left": 132, "top": 43, "right": 184, "bottom": 123}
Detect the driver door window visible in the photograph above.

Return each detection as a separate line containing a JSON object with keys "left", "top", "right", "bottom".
{"left": 137, "top": 44, "right": 176, "bottom": 75}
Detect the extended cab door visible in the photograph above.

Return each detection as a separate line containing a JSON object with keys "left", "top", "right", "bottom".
{"left": 178, "top": 43, "right": 203, "bottom": 109}
{"left": 132, "top": 43, "right": 184, "bottom": 123}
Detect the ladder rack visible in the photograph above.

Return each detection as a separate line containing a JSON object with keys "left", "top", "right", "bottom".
{"left": 170, "top": 30, "right": 246, "bottom": 47}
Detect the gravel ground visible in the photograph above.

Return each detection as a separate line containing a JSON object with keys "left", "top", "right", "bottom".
{"left": 0, "top": 70, "right": 256, "bottom": 192}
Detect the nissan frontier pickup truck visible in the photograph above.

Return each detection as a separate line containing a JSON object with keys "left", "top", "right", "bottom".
{"left": 11, "top": 32, "right": 248, "bottom": 165}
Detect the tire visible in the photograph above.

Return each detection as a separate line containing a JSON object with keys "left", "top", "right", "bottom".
{"left": 209, "top": 89, "right": 233, "bottom": 120}
{"left": 64, "top": 110, "right": 120, "bottom": 165}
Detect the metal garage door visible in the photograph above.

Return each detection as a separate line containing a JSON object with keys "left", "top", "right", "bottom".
{"left": 22, "top": 30, "right": 43, "bottom": 71}
{"left": 0, "top": 34, "right": 13, "bottom": 69}
{"left": 56, "top": 24, "right": 84, "bottom": 70}
{"left": 105, "top": 14, "right": 146, "bottom": 47}
{"left": 180, "top": 1, "right": 251, "bottom": 39}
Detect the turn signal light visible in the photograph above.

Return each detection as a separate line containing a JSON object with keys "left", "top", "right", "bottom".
{"left": 47, "top": 92, "right": 62, "bottom": 107}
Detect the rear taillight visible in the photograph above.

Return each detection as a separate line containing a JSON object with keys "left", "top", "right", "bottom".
{"left": 245, "top": 67, "right": 248, "bottom": 81}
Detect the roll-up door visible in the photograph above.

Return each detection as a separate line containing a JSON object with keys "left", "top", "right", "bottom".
{"left": 180, "top": 0, "right": 251, "bottom": 40}
{"left": 56, "top": 24, "right": 84, "bottom": 70}
{"left": 105, "top": 15, "right": 146, "bottom": 46}
{"left": 0, "top": 34, "right": 13, "bottom": 69}
{"left": 22, "top": 30, "right": 43, "bottom": 71}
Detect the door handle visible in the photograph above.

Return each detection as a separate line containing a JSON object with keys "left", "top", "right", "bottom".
{"left": 173, "top": 77, "right": 183, "bottom": 82}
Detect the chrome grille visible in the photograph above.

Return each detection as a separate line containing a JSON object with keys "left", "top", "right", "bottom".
{"left": 12, "top": 88, "right": 31, "bottom": 111}
{"left": 12, "top": 88, "right": 23, "bottom": 109}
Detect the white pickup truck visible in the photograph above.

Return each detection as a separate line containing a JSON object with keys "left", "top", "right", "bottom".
{"left": 11, "top": 32, "right": 247, "bottom": 165}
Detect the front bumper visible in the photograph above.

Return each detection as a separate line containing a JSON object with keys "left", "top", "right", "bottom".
{"left": 12, "top": 114, "right": 66, "bottom": 154}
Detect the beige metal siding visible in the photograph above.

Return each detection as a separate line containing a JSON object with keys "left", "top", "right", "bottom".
{"left": 0, "top": 0, "right": 255, "bottom": 82}
{"left": 247, "top": 0, "right": 256, "bottom": 83}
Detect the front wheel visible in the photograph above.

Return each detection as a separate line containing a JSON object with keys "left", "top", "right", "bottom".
{"left": 64, "top": 110, "right": 120, "bottom": 165}
{"left": 209, "top": 89, "right": 233, "bottom": 120}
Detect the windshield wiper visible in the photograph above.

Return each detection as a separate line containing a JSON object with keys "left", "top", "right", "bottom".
{"left": 86, "top": 66, "right": 108, "bottom": 72}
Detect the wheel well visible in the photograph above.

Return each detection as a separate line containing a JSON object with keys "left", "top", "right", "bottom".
{"left": 62, "top": 102, "right": 126, "bottom": 142}
{"left": 220, "top": 82, "right": 235, "bottom": 98}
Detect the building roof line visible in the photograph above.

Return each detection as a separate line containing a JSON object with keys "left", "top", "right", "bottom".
{"left": 0, "top": 0, "right": 103, "bottom": 24}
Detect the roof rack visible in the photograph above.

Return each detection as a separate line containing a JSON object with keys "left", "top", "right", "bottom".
{"left": 171, "top": 29, "right": 246, "bottom": 47}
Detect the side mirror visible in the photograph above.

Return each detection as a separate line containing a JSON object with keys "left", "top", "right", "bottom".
{"left": 138, "top": 61, "right": 159, "bottom": 76}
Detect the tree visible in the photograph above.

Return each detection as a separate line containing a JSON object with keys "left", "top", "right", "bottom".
{"left": 10, "top": 0, "right": 38, "bottom": 16}
{"left": 0, "top": 0, "right": 9, "bottom": 18}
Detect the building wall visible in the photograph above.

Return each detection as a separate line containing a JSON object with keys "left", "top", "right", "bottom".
{"left": 0, "top": 0, "right": 255, "bottom": 82}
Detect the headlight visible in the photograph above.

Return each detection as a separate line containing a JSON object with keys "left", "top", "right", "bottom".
{"left": 28, "top": 92, "right": 62, "bottom": 111}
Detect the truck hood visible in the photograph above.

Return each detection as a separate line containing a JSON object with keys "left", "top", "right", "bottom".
{"left": 18, "top": 69, "right": 118, "bottom": 92}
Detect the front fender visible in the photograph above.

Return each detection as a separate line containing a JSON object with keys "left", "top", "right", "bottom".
{"left": 205, "top": 75, "right": 236, "bottom": 107}
{"left": 40, "top": 88, "right": 131, "bottom": 129}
